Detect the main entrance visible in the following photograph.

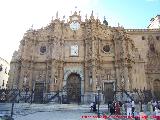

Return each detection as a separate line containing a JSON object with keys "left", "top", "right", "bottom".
{"left": 66, "top": 73, "right": 81, "bottom": 103}
{"left": 34, "top": 82, "right": 44, "bottom": 103}
{"left": 104, "top": 83, "right": 114, "bottom": 103}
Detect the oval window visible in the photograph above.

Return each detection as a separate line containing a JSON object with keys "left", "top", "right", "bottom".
{"left": 103, "top": 45, "right": 110, "bottom": 53}
{"left": 40, "top": 46, "right": 46, "bottom": 53}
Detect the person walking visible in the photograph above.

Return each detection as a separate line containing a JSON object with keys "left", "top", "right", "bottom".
{"left": 155, "top": 107, "right": 160, "bottom": 120}
{"left": 131, "top": 100, "right": 135, "bottom": 117}
{"left": 127, "top": 101, "right": 132, "bottom": 118}
{"left": 115, "top": 101, "right": 121, "bottom": 115}
{"left": 152, "top": 101, "right": 157, "bottom": 112}
{"left": 110, "top": 101, "right": 115, "bottom": 115}
{"left": 93, "top": 102, "right": 97, "bottom": 112}
{"left": 90, "top": 102, "right": 94, "bottom": 112}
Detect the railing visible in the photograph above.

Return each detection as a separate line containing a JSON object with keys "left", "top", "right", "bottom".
{"left": 0, "top": 89, "right": 33, "bottom": 103}
{"left": 115, "top": 85, "right": 133, "bottom": 101}
{"left": 43, "top": 85, "right": 67, "bottom": 103}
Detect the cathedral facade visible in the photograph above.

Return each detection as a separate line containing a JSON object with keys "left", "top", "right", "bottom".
{"left": 7, "top": 12, "right": 160, "bottom": 103}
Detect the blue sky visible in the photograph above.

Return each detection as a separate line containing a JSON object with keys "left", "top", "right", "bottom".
{"left": 0, "top": 0, "right": 159, "bottom": 62}
{"left": 95, "top": 0, "right": 160, "bottom": 28}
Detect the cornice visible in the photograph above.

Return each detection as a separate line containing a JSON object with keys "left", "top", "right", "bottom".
{"left": 125, "top": 29, "right": 160, "bottom": 34}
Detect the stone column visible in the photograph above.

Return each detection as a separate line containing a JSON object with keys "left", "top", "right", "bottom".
{"left": 58, "top": 61, "right": 63, "bottom": 90}
{"left": 115, "top": 65, "right": 120, "bottom": 89}
{"left": 29, "top": 62, "right": 34, "bottom": 91}
{"left": 124, "top": 65, "right": 130, "bottom": 91}
{"left": 92, "top": 63, "right": 97, "bottom": 92}
{"left": 45, "top": 61, "right": 49, "bottom": 92}
{"left": 50, "top": 60, "right": 56, "bottom": 91}
{"left": 84, "top": 62, "right": 89, "bottom": 91}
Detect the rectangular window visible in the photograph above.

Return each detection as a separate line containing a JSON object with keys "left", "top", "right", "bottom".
{"left": 142, "top": 36, "right": 145, "bottom": 40}
{"left": 156, "top": 36, "right": 159, "bottom": 40}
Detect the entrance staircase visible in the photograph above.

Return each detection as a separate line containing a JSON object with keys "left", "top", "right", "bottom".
{"left": 115, "top": 85, "right": 133, "bottom": 101}
{"left": 43, "top": 85, "right": 67, "bottom": 103}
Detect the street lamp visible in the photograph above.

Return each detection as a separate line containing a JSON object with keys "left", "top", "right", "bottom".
{"left": 121, "top": 76, "right": 125, "bottom": 101}
{"left": 96, "top": 86, "right": 101, "bottom": 118}
{"left": 25, "top": 87, "right": 29, "bottom": 103}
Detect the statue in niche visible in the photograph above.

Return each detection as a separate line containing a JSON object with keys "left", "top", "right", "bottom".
{"left": 23, "top": 71, "right": 29, "bottom": 85}
{"left": 149, "top": 44, "right": 155, "bottom": 53}
{"left": 121, "top": 76, "right": 125, "bottom": 88}
{"left": 37, "top": 71, "right": 44, "bottom": 81}
{"left": 38, "top": 74, "right": 42, "bottom": 81}
{"left": 42, "top": 71, "right": 46, "bottom": 80}
{"left": 107, "top": 74, "right": 110, "bottom": 80}
{"left": 54, "top": 77, "right": 57, "bottom": 84}
{"left": 23, "top": 76, "right": 27, "bottom": 85}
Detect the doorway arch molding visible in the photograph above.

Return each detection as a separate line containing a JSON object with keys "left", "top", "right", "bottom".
{"left": 64, "top": 67, "right": 84, "bottom": 81}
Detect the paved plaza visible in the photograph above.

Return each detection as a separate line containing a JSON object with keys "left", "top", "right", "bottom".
{"left": 0, "top": 103, "right": 104, "bottom": 120}
{"left": 0, "top": 103, "right": 159, "bottom": 120}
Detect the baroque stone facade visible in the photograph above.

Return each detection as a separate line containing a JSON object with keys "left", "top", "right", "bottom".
{"left": 7, "top": 11, "right": 160, "bottom": 103}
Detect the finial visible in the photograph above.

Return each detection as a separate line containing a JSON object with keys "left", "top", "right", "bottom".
{"left": 118, "top": 22, "right": 120, "bottom": 27}
{"left": 103, "top": 16, "right": 108, "bottom": 26}
{"left": 56, "top": 11, "right": 58, "bottom": 19}
{"left": 74, "top": 6, "right": 78, "bottom": 15}
{"left": 74, "top": 11, "right": 77, "bottom": 15}
{"left": 90, "top": 10, "right": 94, "bottom": 19}
{"left": 91, "top": 10, "right": 93, "bottom": 16}
{"left": 85, "top": 14, "right": 88, "bottom": 19}
{"left": 63, "top": 15, "right": 65, "bottom": 19}
{"left": 30, "top": 24, "right": 33, "bottom": 30}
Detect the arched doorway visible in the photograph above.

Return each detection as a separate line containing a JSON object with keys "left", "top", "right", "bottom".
{"left": 153, "top": 79, "right": 160, "bottom": 100}
{"left": 66, "top": 73, "right": 81, "bottom": 103}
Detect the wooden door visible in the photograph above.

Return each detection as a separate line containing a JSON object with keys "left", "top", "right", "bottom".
{"left": 34, "top": 82, "right": 44, "bottom": 103}
{"left": 104, "top": 83, "right": 114, "bottom": 103}
{"left": 67, "top": 73, "right": 81, "bottom": 103}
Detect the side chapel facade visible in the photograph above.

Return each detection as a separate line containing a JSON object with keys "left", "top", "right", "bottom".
{"left": 7, "top": 12, "right": 160, "bottom": 103}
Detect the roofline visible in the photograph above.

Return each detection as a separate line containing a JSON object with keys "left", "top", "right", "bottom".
{"left": 125, "top": 28, "right": 160, "bottom": 32}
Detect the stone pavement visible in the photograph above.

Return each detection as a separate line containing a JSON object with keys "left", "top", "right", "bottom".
{"left": 0, "top": 103, "right": 159, "bottom": 120}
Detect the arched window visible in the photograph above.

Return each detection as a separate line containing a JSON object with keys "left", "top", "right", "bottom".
{"left": 40, "top": 46, "right": 46, "bottom": 54}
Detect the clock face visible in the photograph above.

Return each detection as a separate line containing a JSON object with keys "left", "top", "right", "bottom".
{"left": 71, "top": 45, "right": 78, "bottom": 56}
{"left": 70, "top": 21, "right": 80, "bottom": 31}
